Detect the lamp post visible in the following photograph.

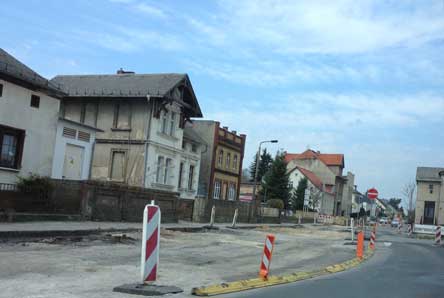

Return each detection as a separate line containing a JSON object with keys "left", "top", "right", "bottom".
{"left": 251, "top": 140, "right": 278, "bottom": 203}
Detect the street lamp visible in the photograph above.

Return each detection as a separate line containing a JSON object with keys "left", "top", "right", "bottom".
{"left": 252, "top": 140, "right": 278, "bottom": 203}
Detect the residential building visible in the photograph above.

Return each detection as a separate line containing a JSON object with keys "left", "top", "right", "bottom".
{"left": 0, "top": 49, "right": 65, "bottom": 185}
{"left": 285, "top": 149, "right": 353, "bottom": 216}
{"left": 288, "top": 166, "right": 335, "bottom": 214}
{"left": 415, "top": 167, "right": 444, "bottom": 225}
{"left": 190, "top": 121, "right": 246, "bottom": 200}
{"left": 51, "top": 71, "right": 204, "bottom": 197}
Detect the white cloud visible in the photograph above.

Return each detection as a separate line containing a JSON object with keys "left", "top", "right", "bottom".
{"left": 132, "top": 3, "right": 167, "bottom": 19}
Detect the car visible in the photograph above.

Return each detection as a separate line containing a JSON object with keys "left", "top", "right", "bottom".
{"left": 379, "top": 217, "right": 388, "bottom": 224}
{"left": 391, "top": 218, "right": 400, "bottom": 227}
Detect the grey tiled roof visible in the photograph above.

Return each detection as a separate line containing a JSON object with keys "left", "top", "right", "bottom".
{"left": 50, "top": 73, "right": 187, "bottom": 98}
{"left": 416, "top": 167, "right": 444, "bottom": 182}
{"left": 0, "top": 48, "right": 65, "bottom": 97}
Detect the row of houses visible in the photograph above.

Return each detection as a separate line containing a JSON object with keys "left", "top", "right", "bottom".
{"left": 0, "top": 49, "right": 246, "bottom": 202}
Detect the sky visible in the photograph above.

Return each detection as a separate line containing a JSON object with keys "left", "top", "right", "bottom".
{"left": 1, "top": 0, "right": 444, "bottom": 204}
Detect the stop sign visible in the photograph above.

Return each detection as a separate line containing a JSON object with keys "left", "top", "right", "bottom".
{"left": 367, "top": 188, "right": 378, "bottom": 200}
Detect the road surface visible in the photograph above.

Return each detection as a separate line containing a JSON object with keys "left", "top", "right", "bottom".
{"left": 222, "top": 226, "right": 444, "bottom": 298}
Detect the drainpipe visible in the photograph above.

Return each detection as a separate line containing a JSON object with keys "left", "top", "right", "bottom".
{"left": 143, "top": 95, "right": 153, "bottom": 187}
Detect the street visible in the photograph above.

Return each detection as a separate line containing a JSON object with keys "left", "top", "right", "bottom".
{"left": 222, "top": 226, "right": 444, "bottom": 298}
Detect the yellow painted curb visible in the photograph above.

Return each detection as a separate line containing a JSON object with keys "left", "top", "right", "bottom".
{"left": 191, "top": 249, "right": 375, "bottom": 296}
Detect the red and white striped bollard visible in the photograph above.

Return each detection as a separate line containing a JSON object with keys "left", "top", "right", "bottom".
{"left": 435, "top": 226, "right": 441, "bottom": 246}
{"left": 141, "top": 201, "right": 161, "bottom": 283}
{"left": 369, "top": 225, "right": 376, "bottom": 249}
{"left": 407, "top": 224, "right": 413, "bottom": 237}
{"left": 259, "top": 234, "right": 275, "bottom": 279}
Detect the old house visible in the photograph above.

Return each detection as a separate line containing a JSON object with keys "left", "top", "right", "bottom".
{"left": 190, "top": 121, "right": 246, "bottom": 200}
{"left": 0, "top": 49, "right": 65, "bottom": 186}
{"left": 51, "top": 71, "right": 204, "bottom": 198}
{"left": 415, "top": 167, "right": 444, "bottom": 225}
{"left": 285, "top": 149, "right": 353, "bottom": 216}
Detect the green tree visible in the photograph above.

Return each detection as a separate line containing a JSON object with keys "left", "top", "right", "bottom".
{"left": 249, "top": 148, "right": 273, "bottom": 183}
{"left": 261, "top": 152, "right": 291, "bottom": 209}
{"left": 290, "top": 177, "right": 307, "bottom": 211}
{"left": 388, "top": 198, "right": 402, "bottom": 210}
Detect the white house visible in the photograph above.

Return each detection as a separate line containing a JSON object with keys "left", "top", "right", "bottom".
{"left": 0, "top": 49, "right": 65, "bottom": 186}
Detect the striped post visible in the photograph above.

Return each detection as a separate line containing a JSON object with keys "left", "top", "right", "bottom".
{"left": 407, "top": 224, "right": 413, "bottom": 237}
{"left": 369, "top": 225, "right": 376, "bottom": 250}
{"left": 435, "top": 226, "right": 441, "bottom": 246}
{"left": 141, "top": 201, "right": 161, "bottom": 284}
{"left": 398, "top": 222, "right": 402, "bottom": 234}
{"left": 259, "top": 234, "right": 275, "bottom": 279}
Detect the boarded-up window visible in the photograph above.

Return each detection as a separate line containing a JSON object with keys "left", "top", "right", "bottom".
{"left": 110, "top": 150, "right": 126, "bottom": 181}
{"left": 63, "top": 102, "right": 82, "bottom": 122}
{"left": 83, "top": 103, "right": 98, "bottom": 127}
{"left": 114, "top": 102, "right": 131, "bottom": 129}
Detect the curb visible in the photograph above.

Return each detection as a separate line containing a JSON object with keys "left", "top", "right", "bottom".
{"left": 192, "top": 249, "right": 375, "bottom": 296}
{"left": 0, "top": 228, "right": 142, "bottom": 239}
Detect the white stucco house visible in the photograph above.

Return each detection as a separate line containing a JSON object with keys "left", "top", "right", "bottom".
{"left": 0, "top": 49, "right": 65, "bottom": 186}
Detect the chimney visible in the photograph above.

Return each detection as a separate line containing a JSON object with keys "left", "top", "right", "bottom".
{"left": 316, "top": 150, "right": 320, "bottom": 154}
{"left": 223, "top": 126, "right": 228, "bottom": 130}
{"left": 231, "top": 130, "right": 237, "bottom": 135}
{"left": 117, "top": 68, "right": 135, "bottom": 75}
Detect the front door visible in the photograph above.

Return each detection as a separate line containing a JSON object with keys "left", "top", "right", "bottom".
{"left": 62, "top": 144, "right": 84, "bottom": 180}
{"left": 423, "top": 201, "right": 435, "bottom": 225}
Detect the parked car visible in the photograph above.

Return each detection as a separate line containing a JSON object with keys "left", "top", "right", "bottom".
{"left": 379, "top": 217, "right": 388, "bottom": 224}
{"left": 391, "top": 218, "right": 400, "bottom": 227}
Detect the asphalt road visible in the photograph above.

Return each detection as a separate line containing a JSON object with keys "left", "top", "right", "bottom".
{"left": 222, "top": 226, "right": 444, "bottom": 298}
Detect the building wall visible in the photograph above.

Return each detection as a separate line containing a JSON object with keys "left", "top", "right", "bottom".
{"left": 340, "top": 172, "right": 355, "bottom": 216}
{"left": 287, "top": 158, "right": 336, "bottom": 186}
{"left": 178, "top": 140, "right": 202, "bottom": 199}
{"left": 0, "top": 79, "right": 60, "bottom": 183}
{"left": 415, "top": 180, "right": 444, "bottom": 224}
{"left": 51, "top": 120, "right": 97, "bottom": 180}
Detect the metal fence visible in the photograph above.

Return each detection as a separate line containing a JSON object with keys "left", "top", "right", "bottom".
{"left": 0, "top": 183, "right": 18, "bottom": 192}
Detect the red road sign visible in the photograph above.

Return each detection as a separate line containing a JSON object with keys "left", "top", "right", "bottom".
{"left": 367, "top": 188, "right": 378, "bottom": 200}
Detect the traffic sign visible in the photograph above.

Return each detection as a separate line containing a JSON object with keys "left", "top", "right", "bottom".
{"left": 367, "top": 188, "right": 378, "bottom": 200}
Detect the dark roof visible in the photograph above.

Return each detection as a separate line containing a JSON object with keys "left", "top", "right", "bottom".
{"left": 183, "top": 123, "right": 206, "bottom": 145}
{"left": 0, "top": 48, "right": 65, "bottom": 98}
{"left": 51, "top": 73, "right": 202, "bottom": 117}
{"left": 416, "top": 167, "right": 444, "bottom": 182}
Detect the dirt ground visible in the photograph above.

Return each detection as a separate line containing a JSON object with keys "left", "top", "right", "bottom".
{"left": 0, "top": 225, "right": 353, "bottom": 298}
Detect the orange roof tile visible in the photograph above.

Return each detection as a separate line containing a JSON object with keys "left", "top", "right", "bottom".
{"left": 285, "top": 149, "right": 344, "bottom": 167}
{"left": 296, "top": 167, "right": 323, "bottom": 190}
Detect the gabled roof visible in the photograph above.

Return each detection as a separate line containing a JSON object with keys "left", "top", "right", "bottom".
{"left": 416, "top": 167, "right": 444, "bottom": 182}
{"left": 51, "top": 73, "right": 202, "bottom": 117}
{"left": 0, "top": 48, "right": 65, "bottom": 98}
{"left": 285, "top": 149, "right": 344, "bottom": 167}
{"left": 296, "top": 167, "right": 323, "bottom": 190}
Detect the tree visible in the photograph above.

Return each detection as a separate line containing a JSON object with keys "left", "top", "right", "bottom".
{"left": 402, "top": 182, "right": 416, "bottom": 223}
{"left": 261, "top": 152, "right": 291, "bottom": 209}
{"left": 388, "top": 198, "right": 402, "bottom": 210}
{"left": 249, "top": 148, "right": 273, "bottom": 183}
{"left": 290, "top": 178, "right": 307, "bottom": 211}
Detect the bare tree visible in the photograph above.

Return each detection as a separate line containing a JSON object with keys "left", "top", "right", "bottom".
{"left": 402, "top": 182, "right": 416, "bottom": 223}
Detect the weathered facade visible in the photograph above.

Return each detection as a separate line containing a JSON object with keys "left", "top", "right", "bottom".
{"left": 191, "top": 121, "right": 246, "bottom": 201}
{"left": 0, "top": 49, "right": 64, "bottom": 185}
{"left": 415, "top": 167, "right": 444, "bottom": 225}
{"left": 51, "top": 72, "right": 204, "bottom": 198}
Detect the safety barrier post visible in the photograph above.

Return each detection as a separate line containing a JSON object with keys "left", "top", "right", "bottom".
{"left": 369, "top": 225, "right": 376, "bottom": 250}
{"left": 350, "top": 218, "right": 354, "bottom": 242}
{"left": 209, "top": 205, "right": 216, "bottom": 228}
{"left": 356, "top": 231, "right": 364, "bottom": 259}
{"left": 298, "top": 214, "right": 302, "bottom": 224}
{"left": 231, "top": 208, "right": 238, "bottom": 228}
{"left": 435, "top": 226, "right": 441, "bottom": 246}
{"left": 407, "top": 224, "right": 413, "bottom": 237}
{"left": 259, "top": 234, "right": 275, "bottom": 280}
{"left": 141, "top": 201, "right": 161, "bottom": 284}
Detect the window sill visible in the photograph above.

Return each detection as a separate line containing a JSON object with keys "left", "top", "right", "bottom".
{"left": 111, "top": 128, "right": 132, "bottom": 132}
{"left": 152, "top": 182, "right": 175, "bottom": 190}
{"left": 157, "top": 131, "right": 178, "bottom": 141}
{"left": 0, "top": 166, "right": 20, "bottom": 173}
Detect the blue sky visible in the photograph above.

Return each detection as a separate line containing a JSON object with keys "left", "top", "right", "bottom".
{"left": 2, "top": 0, "right": 444, "bottom": 203}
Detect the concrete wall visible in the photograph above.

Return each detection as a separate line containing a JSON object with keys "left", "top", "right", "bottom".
{"left": 340, "top": 172, "right": 354, "bottom": 216}
{"left": 192, "top": 197, "right": 256, "bottom": 223}
{"left": 0, "top": 79, "right": 60, "bottom": 184}
{"left": 51, "top": 120, "right": 97, "bottom": 180}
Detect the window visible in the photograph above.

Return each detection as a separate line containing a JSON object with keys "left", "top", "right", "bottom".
{"left": 30, "top": 95, "right": 40, "bottom": 108}
{"left": 169, "top": 112, "right": 176, "bottom": 136}
{"left": 164, "top": 158, "right": 172, "bottom": 184}
{"left": 213, "top": 180, "right": 221, "bottom": 199}
{"left": 0, "top": 84, "right": 3, "bottom": 97}
{"left": 226, "top": 153, "right": 231, "bottom": 169}
{"left": 191, "top": 143, "right": 197, "bottom": 153}
{"left": 188, "top": 165, "right": 195, "bottom": 190}
{"left": 233, "top": 154, "right": 238, "bottom": 170}
{"left": 178, "top": 162, "right": 184, "bottom": 188}
{"left": 114, "top": 102, "right": 131, "bottom": 129}
{"left": 0, "top": 125, "right": 24, "bottom": 169}
{"left": 429, "top": 184, "right": 434, "bottom": 194}
{"left": 156, "top": 156, "right": 164, "bottom": 183}
{"left": 182, "top": 141, "right": 186, "bottom": 150}
{"left": 110, "top": 150, "right": 126, "bottom": 181}
{"left": 218, "top": 150, "right": 223, "bottom": 166}
{"left": 161, "top": 111, "right": 168, "bottom": 134}
{"left": 82, "top": 102, "right": 98, "bottom": 127}
{"left": 228, "top": 183, "right": 236, "bottom": 200}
